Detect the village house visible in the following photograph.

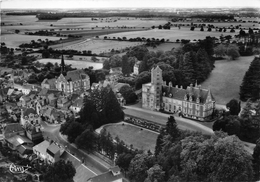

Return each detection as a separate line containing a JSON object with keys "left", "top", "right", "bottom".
{"left": 57, "top": 96, "right": 71, "bottom": 110}
{"left": 41, "top": 78, "right": 56, "bottom": 90}
{"left": 24, "top": 122, "right": 43, "bottom": 144}
{"left": 13, "top": 83, "right": 34, "bottom": 95}
{"left": 41, "top": 107, "right": 66, "bottom": 124}
{"left": 133, "top": 61, "right": 141, "bottom": 75}
{"left": 46, "top": 142, "right": 64, "bottom": 164}
{"left": 5, "top": 135, "right": 33, "bottom": 151}
{"left": 87, "top": 166, "right": 124, "bottom": 182}
{"left": 33, "top": 140, "right": 50, "bottom": 161}
{"left": 70, "top": 97, "right": 83, "bottom": 113}
{"left": 20, "top": 107, "right": 41, "bottom": 126}
{"left": 0, "top": 87, "right": 8, "bottom": 103}
{"left": 142, "top": 66, "right": 215, "bottom": 121}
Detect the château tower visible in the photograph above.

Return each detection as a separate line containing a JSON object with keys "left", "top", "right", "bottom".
{"left": 151, "top": 66, "right": 163, "bottom": 110}
{"left": 60, "top": 54, "right": 65, "bottom": 73}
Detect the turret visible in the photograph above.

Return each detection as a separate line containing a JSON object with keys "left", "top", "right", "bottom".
{"left": 60, "top": 54, "right": 65, "bottom": 73}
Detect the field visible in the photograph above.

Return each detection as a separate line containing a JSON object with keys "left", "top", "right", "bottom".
{"left": 37, "top": 58, "right": 103, "bottom": 70}
{"left": 103, "top": 122, "right": 158, "bottom": 152}
{"left": 57, "top": 39, "right": 144, "bottom": 54}
{"left": 201, "top": 56, "right": 254, "bottom": 105}
{"left": 99, "top": 27, "right": 237, "bottom": 42}
{"left": 1, "top": 34, "right": 60, "bottom": 48}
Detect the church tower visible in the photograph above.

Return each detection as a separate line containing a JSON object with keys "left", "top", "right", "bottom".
{"left": 60, "top": 54, "right": 65, "bottom": 73}
{"left": 151, "top": 66, "right": 163, "bottom": 111}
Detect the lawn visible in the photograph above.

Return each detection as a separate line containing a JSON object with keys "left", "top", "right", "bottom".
{"left": 99, "top": 27, "right": 236, "bottom": 42}
{"left": 58, "top": 39, "right": 145, "bottom": 54}
{"left": 201, "top": 56, "right": 255, "bottom": 105}
{"left": 103, "top": 123, "right": 158, "bottom": 152}
{"left": 1, "top": 34, "right": 60, "bottom": 48}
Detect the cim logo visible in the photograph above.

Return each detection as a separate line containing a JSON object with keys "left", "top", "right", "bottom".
{"left": 9, "top": 163, "right": 31, "bottom": 174}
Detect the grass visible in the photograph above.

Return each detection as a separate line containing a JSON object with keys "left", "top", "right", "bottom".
{"left": 1, "top": 34, "right": 60, "bottom": 48}
{"left": 201, "top": 56, "right": 255, "bottom": 105}
{"left": 103, "top": 123, "right": 158, "bottom": 152}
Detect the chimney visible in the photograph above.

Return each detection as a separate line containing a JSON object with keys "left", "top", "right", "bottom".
{"left": 169, "top": 82, "right": 172, "bottom": 87}
{"left": 180, "top": 85, "right": 183, "bottom": 89}
{"left": 175, "top": 85, "right": 178, "bottom": 88}
{"left": 190, "top": 83, "right": 193, "bottom": 88}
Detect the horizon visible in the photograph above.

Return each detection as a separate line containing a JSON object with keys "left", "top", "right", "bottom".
{"left": 1, "top": 0, "right": 260, "bottom": 9}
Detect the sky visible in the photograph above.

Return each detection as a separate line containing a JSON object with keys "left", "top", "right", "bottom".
{"left": 1, "top": 0, "right": 260, "bottom": 9}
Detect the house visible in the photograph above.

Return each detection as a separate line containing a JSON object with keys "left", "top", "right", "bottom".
{"left": 13, "top": 83, "right": 34, "bottom": 95}
{"left": 56, "top": 70, "right": 90, "bottom": 95}
{"left": 3, "top": 123, "right": 25, "bottom": 139}
{"left": 19, "top": 95, "right": 31, "bottom": 107}
{"left": 5, "top": 102, "right": 18, "bottom": 114}
{"left": 20, "top": 107, "right": 41, "bottom": 126}
{"left": 17, "top": 145, "right": 33, "bottom": 158}
{"left": 9, "top": 90, "right": 23, "bottom": 102}
{"left": 41, "top": 107, "right": 65, "bottom": 124}
{"left": 38, "top": 88, "right": 61, "bottom": 105}
{"left": 41, "top": 78, "right": 56, "bottom": 90}
{"left": 142, "top": 66, "right": 215, "bottom": 121}
{"left": 109, "top": 67, "right": 122, "bottom": 75}
{"left": 47, "top": 93, "right": 58, "bottom": 107}
{"left": 133, "top": 61, "right": 141, "bottom": 75}
{"left": 87, "top": 166, "right": 124, "bottom": 182}
{"left": 46, "top": 143, "right": 63, "bottom": 164}
{"left": 70, "top": 97, "right": 83, "bottom": 113}
{"left": 57, "top": 96, "right": 71, "bottom": 110}
{"left": 0, "top": 87, "right": 9, "bottom": 103}
{"left": 24, "top": 122, "right": 43, "bottom": 144}
{"left": 5, "top": 135, "right": 33, "bottom": 151}
{"left": 7, "top": 88, "right": 14, "bottom": 100}
{"left": 33, "top": 140, "right": 50, "bottom": 161}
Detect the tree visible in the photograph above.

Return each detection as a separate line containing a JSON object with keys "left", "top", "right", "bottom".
{"left": 122, "top": 55, "right": 131, "bottom": 76}
{"left": 195, "top": 48, "right": 211, "bottom": 83}
{"left": 119, "top": 85, "right": 137, "bottom": 104}
{"left": 214, "top": 44, "right": 226, "bottom": 58}
{"left": 179, "top": 51, "right": 197, "bottom": 85}
{"left": 128, "top": 153, "right": 156, "bottom": 182}
{"left": 155, "top": 128, "right": 166, "bottom": 156}
{"left": 226, "top": 99, "right": 241, "bottom": 115}
{"left": 213, "top": 115, "right": 241, "bottom": 136}
{"left": 103, "top": 59, "right": 110, "bottom": 70}
{"left": 166, "top": 116, "right": 180, "bottom": 140}
{"left": 253, "top": 139, "right": 260, "bottom": 180}
{"left": 15, "top": 29, "right": 20, "bottom": 34}
{"left": 145, "top": 164, "right": 165, "bottom": 182}
{"left": 75, "top": 126, "right": 96, "bottom": 152}
{"left": 226, "top": 44, "right": 240, "bottom": 60}
{"left": 43, "top": 160, "right": 76, "bottom": 182}
{"left": 65, "top": 121, "right": 84, "bottom": 143}
{"left": 116, "top": 153, "right": 134, "bottom": 174}
{"left": 135, "top": 71, "right": 151, "bottom": 89}
{"left": 21, "top": 56, "right": 28, "bottom": 65}
{"left": 240, "top": 57, "right": 260, "bottom": 101}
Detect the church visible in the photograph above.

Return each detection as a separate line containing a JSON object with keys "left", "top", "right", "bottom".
{"left": 54, "top": 55, "right": 90, "bottom": 95}
{"left": 142, "top": 66, "right": 215, "bottom": 121}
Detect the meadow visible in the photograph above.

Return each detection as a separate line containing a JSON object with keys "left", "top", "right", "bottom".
{"left": 103, "top": 122, "right": 158, "bottom": 152}
{"left": 201, "top": 56, "right": 255, "bottom": 105}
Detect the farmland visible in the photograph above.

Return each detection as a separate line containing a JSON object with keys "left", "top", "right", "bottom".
{"left": 99, "top": 27, "right": 237, "bottom": 42}
{"left": 56, "top": 39, "right": 144, "bottom": 54}
{"left": 201, "top": 56, "right": 255, "bottom": 105}
{"left": 1, "top": 34, "right": 61, "bottom": 48}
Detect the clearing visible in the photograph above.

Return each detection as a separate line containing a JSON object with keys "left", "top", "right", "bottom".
{"left": 103, "top": 122, "right": 158, "bottom": 152}
{"left": 201, "top": 56, "right": 255, "bottom": 105}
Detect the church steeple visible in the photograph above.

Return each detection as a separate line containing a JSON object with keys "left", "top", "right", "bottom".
{"left": 60, "top": 54, "right": 65, "bottom": 73}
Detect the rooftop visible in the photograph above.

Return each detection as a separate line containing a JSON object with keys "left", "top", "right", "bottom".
{"left": 6, "top": 135, "right": 33, "bottom": 148}
{"left": 4, "top": 123, "right": 24, "bottom": 138}
{"left": 47, "top": 143, "right": 60, "bottom": 155}
{"left": 33, "top": 140, "right": 50, "bottom": 156}
{"left": 88, "top": 166, "right": 123, "bottom": 182}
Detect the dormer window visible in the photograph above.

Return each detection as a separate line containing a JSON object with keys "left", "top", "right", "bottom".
{"left": 196, "top": 97, "right": 200, "bottom": 103}
{"left": 169, "top": 93, "right": 172, "bottom": 98}
{"left": 189, "top": 96, "right": 193, "bottom": 102}
{"left": 184, "top": 94, "right": 187, "bottom": 101}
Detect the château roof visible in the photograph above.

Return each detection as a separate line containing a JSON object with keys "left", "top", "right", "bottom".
{"left": 162, "top": 84, "right": 214, "bottom": 104}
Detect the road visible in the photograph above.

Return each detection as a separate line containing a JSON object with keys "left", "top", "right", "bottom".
{"left": 40, "top": 121, "right": 110, "bottom": 175}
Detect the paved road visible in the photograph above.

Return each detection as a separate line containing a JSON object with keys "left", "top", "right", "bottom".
{"left": 124, "top": 106, "right": 214, "bottom": 135}
{"left": 40, "top": 121, "right": 110, "bottom": 175}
